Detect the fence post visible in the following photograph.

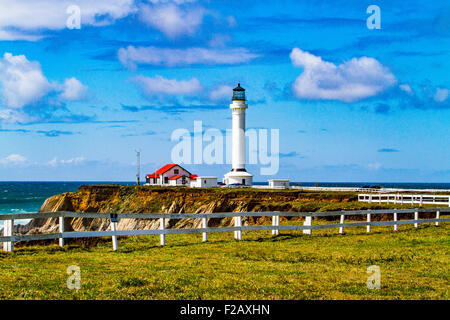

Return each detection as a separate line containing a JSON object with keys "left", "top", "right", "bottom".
{"left": 277, "top": 215, "right": 280, "bottom": 235}
{"left": 2, "top": 219, "right": 13, "bottom": 252}
{"left": 414, "top": 211, "right": 418, "bottom": 228}
{"left": 238, "top": 216, "right": 242, "bottom": 240}
{"left": 202, "top": 217, "right": 208, "bottom": 242}
{"left": 367, "top": 213, "right": 371, "bottom": 233}
{"left": 160, "top": 217, "right": 166, "bottom": 245}
{"left": 369, "top": 194, "right": 372, "bottom": 203}
{"left": 58, "top": 216, "right": 65, "bottom": 247}
{"left": 234, "top": 215, "right": 242, "bottom": 240}
{"left": 272, "top": 214, "right": 279, "bottom": 236}
{"left": 393, "top": 211, "right": 398, "bottom": 231}
{"left": 272, "top": 215, "right": 276, "bottom": 235}
{"left": 420, "top": 196, "right": 423, "bottom": 206}
{"left": 401, "top": 195, "right": 404, "bottom": 205}
{"left": 111, "top": 221, "right": 118, "bottom": 251}
{"left": 387, "top": 195, "right": 389, "bottom": 204}
{"left": 339, "top": 214, "right": 344, "bottom": 234}
{"left": 303, "top": 216, "right": 312, "bottom": 235}
{"left": 436, "top": 210, "right": 440, "bottom": 226}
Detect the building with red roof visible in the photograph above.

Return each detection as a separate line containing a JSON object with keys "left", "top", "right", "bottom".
{"left": 145, "top": 164, "right": 198, "bottom": 186}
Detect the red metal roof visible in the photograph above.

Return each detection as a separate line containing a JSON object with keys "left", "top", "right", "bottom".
{"left": 169, "top": 174, "right": 185, "bottom": 180}
{"left": 147, "top": 164, "right": 193, "bottom": 180}
{"left": 155, "top": 164, "right": 177, "bottom": 175}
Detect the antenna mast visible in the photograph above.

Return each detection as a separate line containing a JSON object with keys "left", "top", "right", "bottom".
{"left": 135, "top": 149, "right": 141, "bottom": 185}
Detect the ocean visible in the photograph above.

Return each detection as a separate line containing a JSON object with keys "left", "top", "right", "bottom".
{"left": 0, "top": 182, "right": 135, "bottom": 225}
{"left": 0, "top": 181, "right": 449, "bottom": 220}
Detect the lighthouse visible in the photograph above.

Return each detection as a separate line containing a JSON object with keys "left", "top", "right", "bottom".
{"left": 224, "top": 83, "right": 253, "bottom": 186}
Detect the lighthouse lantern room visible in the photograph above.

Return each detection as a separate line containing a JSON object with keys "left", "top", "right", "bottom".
{"left": 223, "top": 83, "right": 253, "bottom": 186}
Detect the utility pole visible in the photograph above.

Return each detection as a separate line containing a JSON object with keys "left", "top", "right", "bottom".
{"left": 135, "top": 149, "right": 141, "bottom": 185}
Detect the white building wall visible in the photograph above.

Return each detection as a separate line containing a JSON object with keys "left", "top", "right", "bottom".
{"left": 231, "top": 106, "right": 247, "bottom": 170}
{"left": 224, "top": 174, "right": 253, "bottom": 186}
{"left": 161, "top": 165, "right": 190, "bottom": 185}
{"left": 269, "top": 180, "right": 290, "bottom": 189}
{"left": 146, "top": 165, "right": 191, "bottom": 185}
{"left": 170, "top": 177, "right": 190, "bottom": 186}
{"left": 191, "top": 177, "right": 217, "bottom": 187}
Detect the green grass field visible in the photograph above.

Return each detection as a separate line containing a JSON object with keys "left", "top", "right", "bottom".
{"left": 0, "top": 219, "right": 448, "bottom": 300}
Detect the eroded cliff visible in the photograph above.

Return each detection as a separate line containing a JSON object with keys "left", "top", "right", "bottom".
{"left": 21, "top": 185, "right": 363, "bottom": 235}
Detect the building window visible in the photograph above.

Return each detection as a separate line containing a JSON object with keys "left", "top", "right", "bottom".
{"left": 174, "top": 169, "right": 179, "bottom": 174}
{"left": 164, "top": 177, "right": 169, "bottom": 184}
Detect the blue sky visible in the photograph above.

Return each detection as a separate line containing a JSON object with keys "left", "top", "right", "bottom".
{"left": 0, "top": 0, "right": 449, "bottom": 182}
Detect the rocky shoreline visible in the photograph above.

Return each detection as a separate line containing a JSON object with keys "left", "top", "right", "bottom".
{"left": 10, "top": 185, "right": 422, "bottom": 236}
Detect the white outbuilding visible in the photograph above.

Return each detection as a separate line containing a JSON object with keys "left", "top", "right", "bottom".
{"left": 268, "top": 179, "right": 290, "bottom": 189}
{"left": 191, "top": 177, "right": 218, "bottom": 188}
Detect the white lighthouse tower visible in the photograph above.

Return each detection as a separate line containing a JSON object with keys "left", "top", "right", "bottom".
{"left": 224, "top": 83, "right": 253, "bottom": 186}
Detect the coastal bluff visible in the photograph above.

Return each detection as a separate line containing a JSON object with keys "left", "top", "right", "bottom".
{"left": 20, "top": 185, "right": 368, "bottom": 235}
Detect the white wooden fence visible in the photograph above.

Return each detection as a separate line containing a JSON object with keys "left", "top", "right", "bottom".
{"left": 358, "top": 194, "right": 450, "bottom": 207}
{"left": 290, "top": 187, "right": 382, "bottom": 192}
{"left": 1, "top": 208, "right": 449, "bottom": 252}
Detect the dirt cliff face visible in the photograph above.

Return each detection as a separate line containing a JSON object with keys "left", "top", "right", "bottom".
{"left": 22, "top": 185, "right": 360, "bottom": 234}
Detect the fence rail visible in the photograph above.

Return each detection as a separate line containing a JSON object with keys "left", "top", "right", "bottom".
{"left": 1, "top": 208, "right": 449, "bottom": 252}
{"left": 290, "top": 187, "right": 384, "bottom": 192}
{"left": 358, "top": 193, "right": 450, "bottom": 207}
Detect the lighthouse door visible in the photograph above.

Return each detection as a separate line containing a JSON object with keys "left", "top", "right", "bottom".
{"left": 242, "top": 179, "right": 245, "bottom": 185}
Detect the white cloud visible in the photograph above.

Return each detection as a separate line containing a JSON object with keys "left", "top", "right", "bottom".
{"left": 0, "top": 1, "right": 216, "bottom": 41}
{"left": 0, "top": 53, "right": 52, "bottom": 108}
{"left": 0, "top": 154, "right": 27, "bottom": 165}
{"left": 399, "top": 84, "right": 413, "bottom": 95}
{"left": 0, "top": 53, "right": 88, "bottom": 114}
{"left": 48, "top": 157, "right": 86, "bottom": 166}
{"left": 290, "top": 48, "right": 397, "bottom": 102}
{"left": 227, "top": 16, "right": 238, "bottom": 27}
{"left": 0, "top": 109, "right": 34, "bottom": 123}
{"left": 133, "top": 75, "right": 202, "bottom": 98}
{"left": 146, "top": 0, "right": 198, "bottom": 4}
{"left": 139, "top": 3, "right": 204, "bottom": 37}
{"left": 61, "top": 157, "right": 86, "bottom": 165}
{"left": 209, "top": 85, "right": 232, "bottom": 101}
{"left": 48, "top": 158, "right": 58, "bottom": 167}
{"left": 118, "top": 46, "right": 259, "bottom": 69}
{"left": 208, "top": 34, "right": 231, "bottom": 48}
{"left": 368, "top": 162, "right": 382, "bottom": 170}
{"left": 58, "top": 77, "right": 88, "bottom": 101}
{"left": 0, "top": 0, "right": 136, "bottom": 33}
{"left": 0, "top": 30, "right": 43, "bottom": 41}
{"left": 434, "top": 88, "right": 449, "bottom": 102}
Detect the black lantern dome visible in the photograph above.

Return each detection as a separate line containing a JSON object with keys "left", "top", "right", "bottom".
{"left": 232, "top": 83, "right": 246, "bottom": 101}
